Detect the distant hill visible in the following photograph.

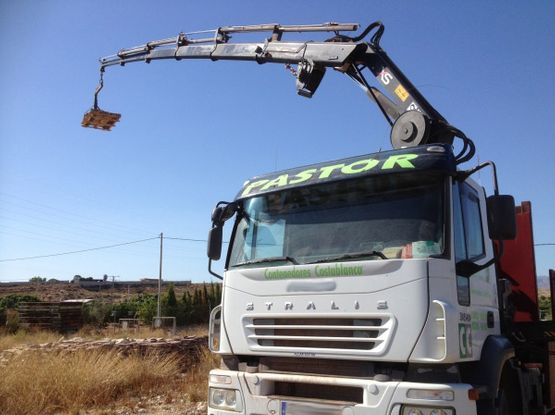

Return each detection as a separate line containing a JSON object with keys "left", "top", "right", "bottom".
{"left": 0, "top": 280, "right": 204, "bottom": 303}
{"left": 538, "top": 275, "right": 550, "bottom": 289}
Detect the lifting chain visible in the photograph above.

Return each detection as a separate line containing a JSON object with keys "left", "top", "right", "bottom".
{"left": 284, "top": 63, "right": 297, "bottom": 77}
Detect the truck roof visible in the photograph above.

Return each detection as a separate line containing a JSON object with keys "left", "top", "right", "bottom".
{"left": 236, "top": 144, "right": 457, "bottom": 200}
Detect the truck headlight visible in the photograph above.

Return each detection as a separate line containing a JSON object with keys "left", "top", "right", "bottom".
{"left": 209, "top": 374, "right": 232, "bottom": 385}
{"left": 406, "top": 389, "right": 454, "bottom": 401}
{"left": 401, "top": 406, "right": 453, "bottom": 415}
{"left": 209, "top": 388, "right": 243, "bottom": 412}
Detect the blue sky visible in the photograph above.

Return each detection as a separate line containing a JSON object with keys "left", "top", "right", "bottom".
{"left": 1, "top": 1, "right": 554, "bottom": 282}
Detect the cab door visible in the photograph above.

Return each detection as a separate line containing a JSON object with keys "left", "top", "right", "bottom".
{"left": 452, "top": 179, "right": 499, "bottom": 360}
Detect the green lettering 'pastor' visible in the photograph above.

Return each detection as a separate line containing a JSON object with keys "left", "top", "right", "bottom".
{"left": 341, "top": 158, "right": 380, "bottom": 174}
{"left": 289, "top": 168, "right": 317, "bottom": 185}
{"left": 382, "top": 154, "right": 418, "bottom": 169}
{"left": 239, "top": 152, "right": 422, "bottom": 198}
{"left": 242, "top": 179, "right": 269, "bottom": 197}
{"left": 318, "top": 163, "right": 345, "bottom": 179}
{"left": 260, "top": 174, "right": 289, "bottom": 191}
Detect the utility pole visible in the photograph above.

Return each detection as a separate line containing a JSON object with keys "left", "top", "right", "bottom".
{"left": 156, "top": 232, "right": 163, "bottom": 324}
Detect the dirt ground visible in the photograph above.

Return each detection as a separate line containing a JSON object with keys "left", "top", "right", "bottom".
{"left": 82, "top": 397, "right": 207, "bottom": 415}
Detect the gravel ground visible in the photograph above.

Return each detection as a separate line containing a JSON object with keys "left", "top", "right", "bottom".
{"left": 83, "top": 399, "right": 207, "bottom": 415}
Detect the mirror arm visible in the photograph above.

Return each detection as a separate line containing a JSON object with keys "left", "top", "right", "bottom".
{"left": 457, "top": 161, "right": 499, "bottom": 196}
{"left": 456, "top": 257, "right": 496, "bottom": 278}
{"left": 208, "top": 201, "right": 239, "bottom": 281}
{"left": 208, "top": 259, "right": 223, "bottom": 280}
{"left": 457, "top": 160, "right": 509, "bottom": 262}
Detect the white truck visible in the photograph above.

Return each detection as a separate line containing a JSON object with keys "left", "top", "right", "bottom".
{"left": 206, "top": 143, "right": 553, "bottom": 415}
{"left": 83, "top": 21, "right": 554, "bottom": 415}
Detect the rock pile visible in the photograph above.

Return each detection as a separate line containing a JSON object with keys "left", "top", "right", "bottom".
{"left": 0, "top": 336, "right": 207, "bottom": 370}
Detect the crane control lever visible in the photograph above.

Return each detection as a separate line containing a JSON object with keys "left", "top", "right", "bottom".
{"left": 82, "top": 21, "right": 475, "bottom": 162}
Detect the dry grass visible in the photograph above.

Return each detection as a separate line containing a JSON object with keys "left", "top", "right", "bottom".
{"left": 0, "top": 325, "right": 215, "bottom": 414}
{"left": 0, "top": 349, "right": 182, "bottom": 415}
{"left": 0, "top": 329, "right": 62, "bottom": 351}
{"left": 181, "top": 346, "right": 220, "bottom": 403}
{"left": 180, "top": 324, "right": 209, "bottom": 338}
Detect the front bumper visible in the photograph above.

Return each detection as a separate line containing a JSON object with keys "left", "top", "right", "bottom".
{"left": 207, "top": 369, "right": 477, "bottom": 415}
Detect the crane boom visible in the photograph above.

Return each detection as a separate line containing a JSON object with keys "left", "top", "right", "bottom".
{"left": 82, "top": 21, "right": 474, "bottom": 162}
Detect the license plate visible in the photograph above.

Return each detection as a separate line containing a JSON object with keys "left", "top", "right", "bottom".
{"left": 280, "top": 400, "right": 349, "bottom": 415}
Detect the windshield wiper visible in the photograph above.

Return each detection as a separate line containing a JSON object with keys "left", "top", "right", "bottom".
{"left": 307, "top": 250, "right": 388, "bottom": 264}
{"left": 232, "top": 256, "right": 299, "bottom": 267}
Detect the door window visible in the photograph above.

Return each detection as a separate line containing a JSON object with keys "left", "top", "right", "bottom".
{"left": 453, "top": 182, "right": 485, "bottom": 306}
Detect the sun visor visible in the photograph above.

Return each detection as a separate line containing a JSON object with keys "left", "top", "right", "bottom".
{"left": 236, "top": 144, "right": 456, "bottom": 200}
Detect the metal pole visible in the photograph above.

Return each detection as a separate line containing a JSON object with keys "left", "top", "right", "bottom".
{"left": 157, "top": 232, "right": 163, "bottom": 322}
{"left": 550, "top": 269, "right": 555, "bottom": 320}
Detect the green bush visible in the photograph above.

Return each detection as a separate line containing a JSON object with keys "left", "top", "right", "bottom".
{"left": 78, "top": 284, "right": 222, "bottom": 328}
{"left": 82, "top": 302, "right": 113, "bottom": 327}
{"left": 135, "top": 294, "right": 157, "bottom": 324}
{"left": 0, "top": 295, "right": 40, "bottom": 328}
{"left": 539, "top": 295, "right": 552, "bottom": 320}
{"left": 177, "top": 283, "right": 221, "bottom": 325}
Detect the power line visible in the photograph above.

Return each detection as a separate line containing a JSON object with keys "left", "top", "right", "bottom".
{"left": 0, "top": 191, "right": 158, "bottom": 236}
{"left": 0, "top": 237, "right": 159, "bottom": 262}
{"left": 165, "top": 236, "right": 229, "bottom": 244}
{"left": 164, "top": 236, "right": 207, "bottom": 243}
{"left": 0, "top": 234, "right": 228, "bottom": 263}
{"left": 2, "top": 234, "right": 552, "bottom": 263}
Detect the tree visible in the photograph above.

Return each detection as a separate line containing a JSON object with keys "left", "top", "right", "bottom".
{"left": 539, "top": 295, "right": 552, "bottom": 320}
{"left": 181, "top": 291, "right": 193, "bottom": 324}
{"left": 29, "top": 276, "right": 46, "bottom": 283}
{"left": 162, "top": 283, "right": 178, "bottom": 317}
{"left": 0, "top": 294, "right": 40, "bottom": 329}
{"left": 136, "top": 294, "right": 157, "bottom": 323}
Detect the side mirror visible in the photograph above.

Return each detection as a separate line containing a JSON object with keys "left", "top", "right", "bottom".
{"left": 211, "top": 206, "right": 225, "bottom": 225}
{"left": 208, "top": 202, "right": 237, "bottom": 262}
{"left": 207, "top": 226, "right": 223, "bottom": 261}
{"left": 486, "top": 195, "right": 516, "bottom": 240}
{"left": 221, "top": 202, "right": 238, "bottom": 222}
{"left": 211, "top": 202, "right": 237, "bottom": 225}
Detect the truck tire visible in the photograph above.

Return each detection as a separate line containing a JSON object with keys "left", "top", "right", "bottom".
{"left": 495, "top": 364, "right": 522, "bottom": 415}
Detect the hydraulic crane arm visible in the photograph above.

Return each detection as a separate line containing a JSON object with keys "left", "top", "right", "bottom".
{"left": 83, "top": 21, "right": 474, "bottom": 162}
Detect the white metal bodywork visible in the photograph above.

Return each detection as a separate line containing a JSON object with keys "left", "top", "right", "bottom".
{"left": 208, "top": 177, "right": 501, "bottom": 414}
{"left": 221, "top": 259, "right": 429, "bottom": 361}
{"left": 209, "top": 258, "right": 482, "bottom": 414}
{"left": 207, "top": 369, "right": 477, "bottom": 414}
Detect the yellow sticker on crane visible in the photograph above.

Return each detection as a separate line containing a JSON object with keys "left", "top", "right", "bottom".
{"left": 394, "top": 85, "right": 409, "bottom": 102}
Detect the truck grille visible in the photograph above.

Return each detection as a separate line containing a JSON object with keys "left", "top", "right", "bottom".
{"left": 245, "top": 316, "right": 394, "bottom": 354}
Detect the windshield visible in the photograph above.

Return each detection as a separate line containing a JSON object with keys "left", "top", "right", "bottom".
{"left": 229, "top": 173, "right": 445, "bottom": 268}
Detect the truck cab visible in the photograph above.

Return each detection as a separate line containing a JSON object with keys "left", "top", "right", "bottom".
{"left": 206, "top": 144, "right": 527, "bottom": 415}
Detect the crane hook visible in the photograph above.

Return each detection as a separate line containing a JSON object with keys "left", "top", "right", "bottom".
{"left": 81, "top": 67, "right": 121, "bottom": 131}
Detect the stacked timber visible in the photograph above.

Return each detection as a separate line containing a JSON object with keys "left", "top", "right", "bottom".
{"left": 18, "top": 302, "right": 83, "bottom": 332}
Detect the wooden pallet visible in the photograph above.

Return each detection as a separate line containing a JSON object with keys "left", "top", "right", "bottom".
{"left": 81, "top": 108, "right": 121, "bottom": 131}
